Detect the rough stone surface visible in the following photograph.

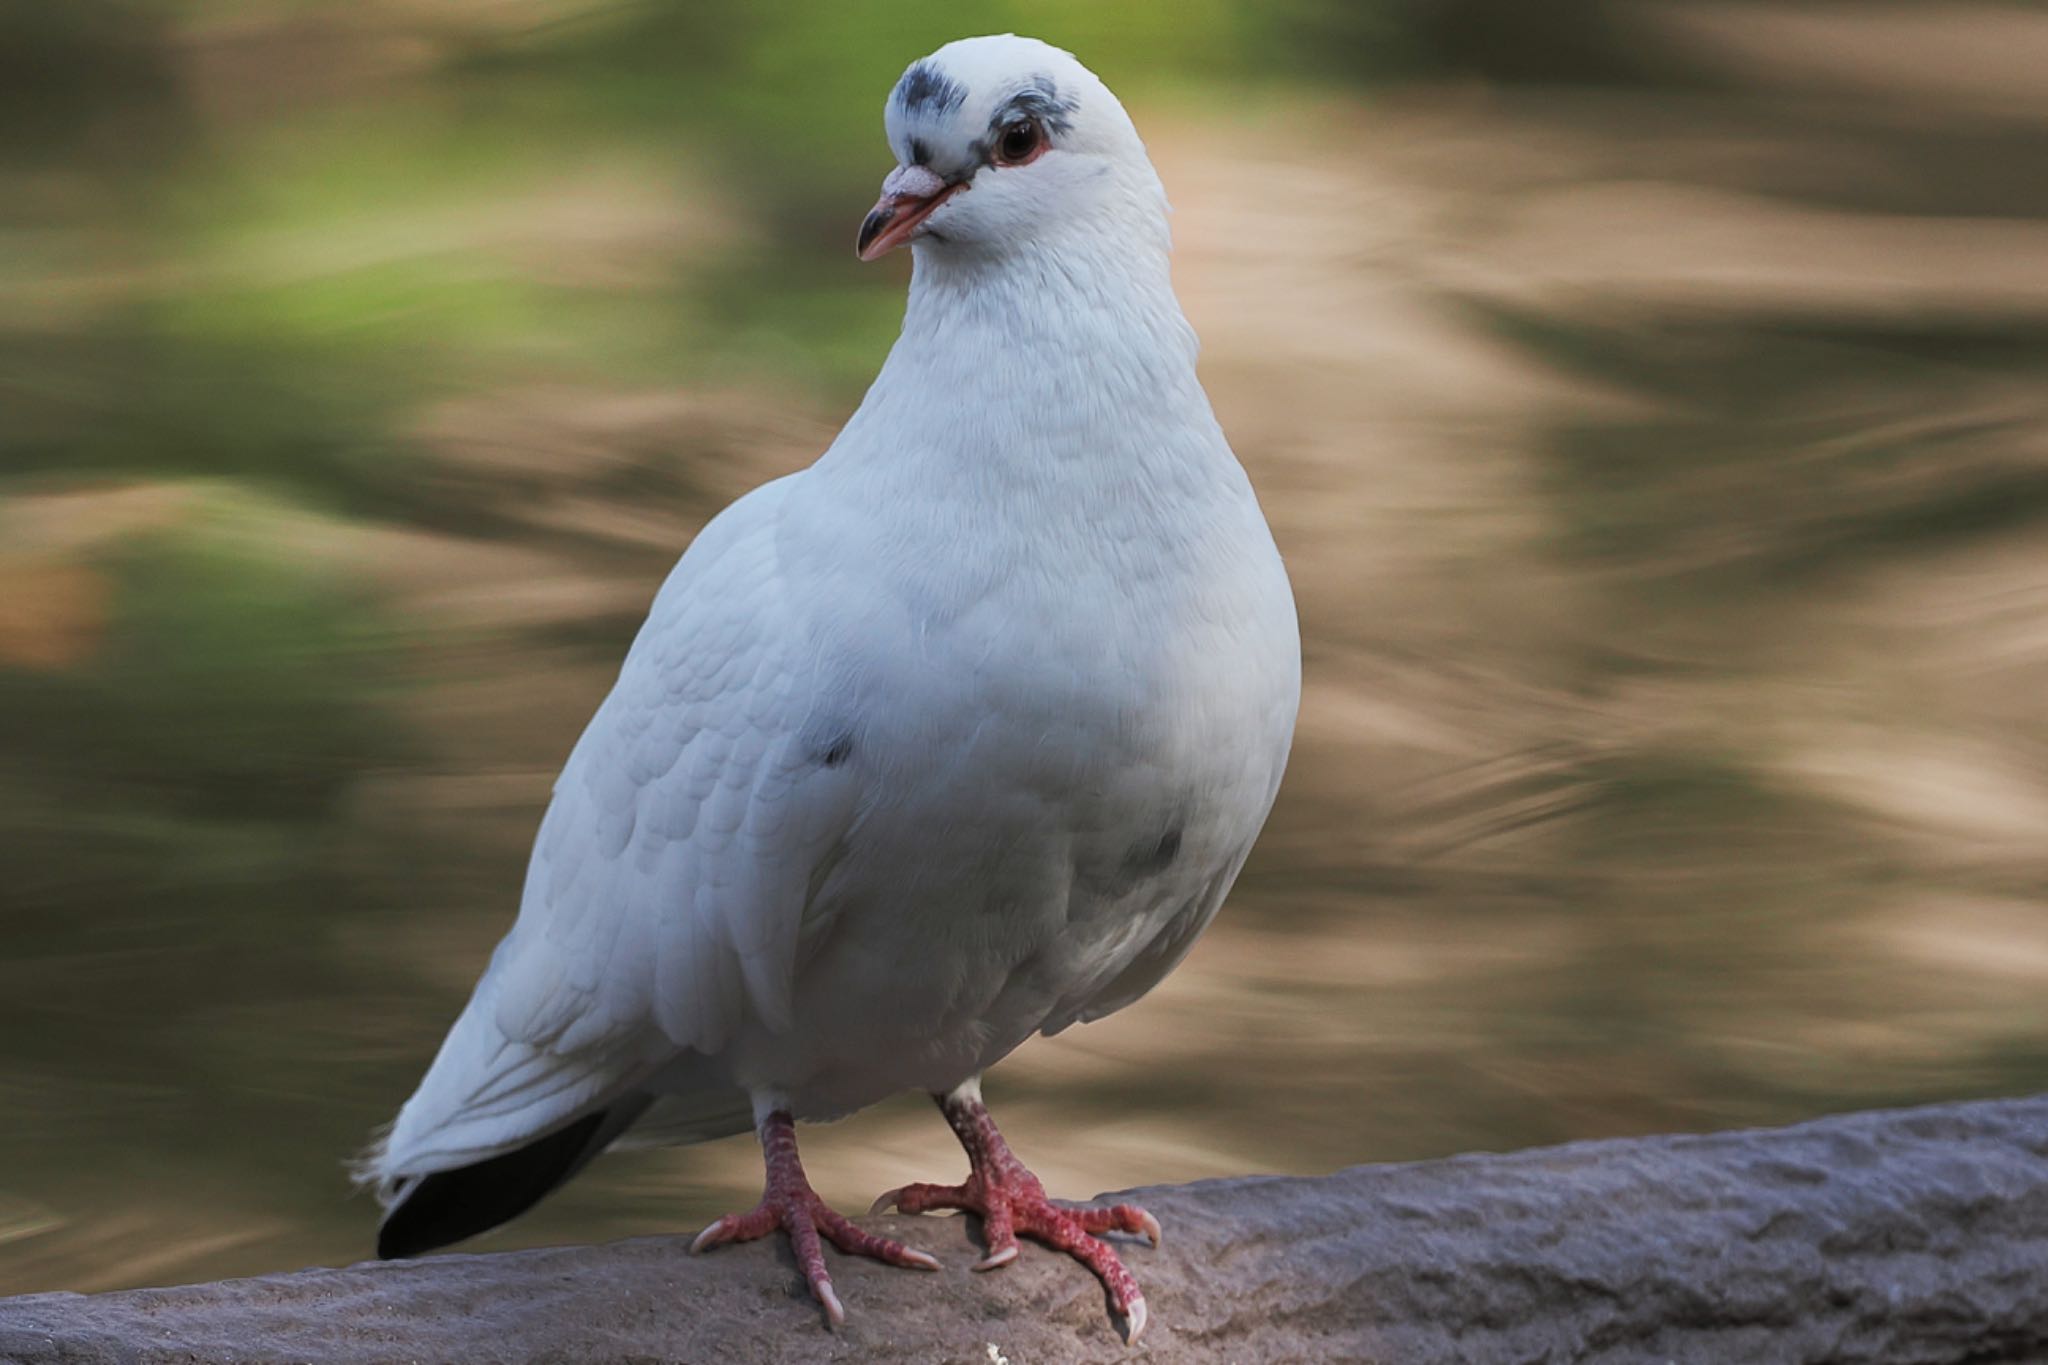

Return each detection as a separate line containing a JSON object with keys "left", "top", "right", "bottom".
{"left": 2, "top": 1097, "right": 2045, "bottom": 1364}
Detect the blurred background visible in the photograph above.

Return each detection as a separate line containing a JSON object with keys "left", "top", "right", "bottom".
{"left": 5, "top": 0, "right": 2048, "bottom": 1296}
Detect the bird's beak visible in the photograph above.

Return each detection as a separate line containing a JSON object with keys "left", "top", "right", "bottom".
{"left": 857, "top": 164, "right": 961, "bottom": 261}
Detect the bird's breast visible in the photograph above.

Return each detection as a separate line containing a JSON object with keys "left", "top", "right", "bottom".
{"left": 810, "top": 500, "right": 1297, "bottom": 928}
{"left": 737, "top": 466, "right": 1299, "bottom": 1106}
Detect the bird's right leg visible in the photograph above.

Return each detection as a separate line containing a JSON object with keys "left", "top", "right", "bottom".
{"left": 690, "top": 1108, "right": 937, "bottom": 1327}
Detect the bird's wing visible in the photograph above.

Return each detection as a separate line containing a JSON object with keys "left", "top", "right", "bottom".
{"left": 489, "top": 481, "right": 854, "bottom": 1057}
{"left": 374, "top": 476, "right": 856, "bottom": 1178}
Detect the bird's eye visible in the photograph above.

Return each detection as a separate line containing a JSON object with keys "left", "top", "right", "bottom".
{"left": 993, "top": 118, "right": 1045, "bottom": 167}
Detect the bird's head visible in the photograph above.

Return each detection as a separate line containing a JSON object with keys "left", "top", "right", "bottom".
{"left": 857, "top": 35, "right": 1166, "bottom": 264}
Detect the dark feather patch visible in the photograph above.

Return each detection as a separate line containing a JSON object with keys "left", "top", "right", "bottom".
{"left": 376, "top": 1096, "right": 648, "bottom": 1259}
{"left": 801, "top": 715, "right": 857, "bottom": 770}
{"left": 895, "top": 61, "right": 966, "bottom": 117}
{"left": 1123, "top": 826, "right": 1183, "bottom": 882}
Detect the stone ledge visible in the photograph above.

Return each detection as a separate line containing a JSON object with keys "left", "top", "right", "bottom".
{"left": 3, "top": 1096, "right": 2045, "bottom": 1363}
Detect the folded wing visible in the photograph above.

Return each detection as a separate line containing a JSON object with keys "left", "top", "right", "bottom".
{"left": 363, "top": 476, "right": 858, "bottom": 1194}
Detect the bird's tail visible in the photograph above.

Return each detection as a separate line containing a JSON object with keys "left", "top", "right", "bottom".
{"left": 365, "top": 1093, "right": 653, "bottom": 1259}
{"left": 349, "top": 969, "right": 657, "bottom": 1255}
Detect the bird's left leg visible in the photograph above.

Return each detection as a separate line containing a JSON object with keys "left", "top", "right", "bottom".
{"left": 691, "top": 1108, "right": 938, "bottom": 1327}
{"left": 870, "top": 1077, "right": 1161, "bottom": 1342}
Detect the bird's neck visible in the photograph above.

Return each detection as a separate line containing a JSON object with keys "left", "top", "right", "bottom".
{"left": 900, "top": 227, "right": 1196, "bottom": 401}
{"left": 839, "top": 227, "right": 1215, "bottom": 486}
{"left": 796, "top": 227, "right": 1263, "bottom": 618}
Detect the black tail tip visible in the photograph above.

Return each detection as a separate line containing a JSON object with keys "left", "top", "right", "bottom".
{"left": 373, "top": 1110, "right": 611, "bottom": 1260}
{"left": 376, "top": 1222, "right": 422, "bottom": 1261}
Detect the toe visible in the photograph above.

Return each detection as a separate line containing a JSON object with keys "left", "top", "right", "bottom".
{"left": 690, "top": 1207, "right": 776, "bottom": 1253}
{"left": 1024, "top": 1206, "right": 1147, "bottom": 1329}
{"left": 879, "top": 1180, "right": 975, "bottom": 1216}
{"left": 783, "top": 1207, "right": 856, "bottom": 1328}
{"left": 815, "top": 1206, "right": 942, "bottom": 1271}
{"left": 1072, "top": 1201, "right": 1162, "bottom": 1247}
{"left": 688, "top": 1203, "right": 782, "bottom": 1260}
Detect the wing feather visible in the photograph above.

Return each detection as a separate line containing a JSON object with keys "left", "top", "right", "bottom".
{"left": 371, "top": 477, "right": 853, "bottom": 1183}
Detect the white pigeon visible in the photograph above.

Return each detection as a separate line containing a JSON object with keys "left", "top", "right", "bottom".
{"left": 358, "top": 33, "right": 1299, "bottom": 1343}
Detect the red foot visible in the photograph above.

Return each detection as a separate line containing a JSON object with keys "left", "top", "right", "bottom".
{"left": 871, "top": 1088, "right": 1160, "bottom": 1343}
{"left": 691, "top": 1110, "right": 937, "bottom": 1327}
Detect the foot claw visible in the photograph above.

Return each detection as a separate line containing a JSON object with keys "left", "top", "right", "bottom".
{"left": 815, "top": 1277, "right": 846, "bottom": 1330}
{"left": 867, "top": 1186, "right": 905, "bottom": 1216}
{"left": 972, "top": 1243, "right": 1020, "bottom": 1271}
{"left": 1123, "top": 1294, "right": 1148, "bottom": 1345}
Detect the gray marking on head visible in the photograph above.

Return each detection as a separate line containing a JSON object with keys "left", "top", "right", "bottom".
{"left": 963, "top": 74, "right": 1080, "bottom": 168}
{"left": 895, "top": 61, "right": 967, "bottom": 117}
{"left": 994, "top": 75, "right": 1078, "bottom": 138}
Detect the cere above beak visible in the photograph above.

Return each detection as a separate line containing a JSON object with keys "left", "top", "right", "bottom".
{"left": 857, "top": 163, "right": 962, "bottom": 261}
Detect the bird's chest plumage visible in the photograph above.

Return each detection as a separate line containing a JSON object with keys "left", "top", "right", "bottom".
{"left": 755, "top": 487, "right": 1296, "bottom": 1107}
{"left": 845, "top": 497, "right": 1285, "bottom": 862}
